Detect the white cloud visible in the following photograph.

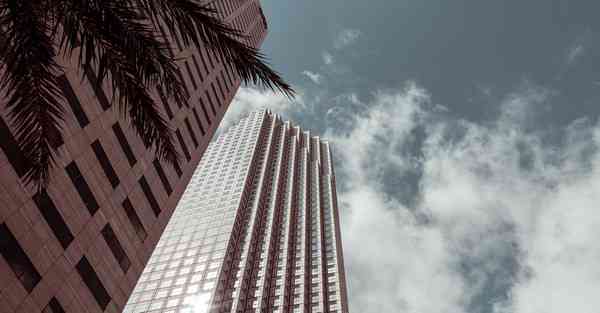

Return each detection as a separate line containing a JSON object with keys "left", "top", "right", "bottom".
{"left": 334, "top": 29, "right": 362, "bottom": 50}
{"left": 322, "top": 51, "right": 334, "bottom": 65}
{"left": 301, "top": 70, "right": 322, "bottom": 84}
{"left": 322, "top": 83, "right": 600, "bottom": 313}
{"left": 219, "top": 87, "right": 300, "bottom": 132}
{"left": 566, "top": 44, "right": 584, "bottom": 65}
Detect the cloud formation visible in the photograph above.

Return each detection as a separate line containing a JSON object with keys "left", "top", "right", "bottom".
{"left": 323, "top": 83, "right": 600, "bottom": 313}
{"left": 566, "top": 44, "right": 585, "bottom": 65}
{"left": 219, "top": 87, "right": 300, "bottom": 131}
{"left": 322, "top": 51, "right": 334, "bottom": 65}
{"left": 334, "top": 29, "right": 362, "bottom": 50}
{"left": 301, "top": 70, "right": 322, "bottom": 84}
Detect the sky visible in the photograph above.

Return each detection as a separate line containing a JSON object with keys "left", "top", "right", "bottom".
{"left": 221, "top": 1, "right": 600, "bottom": 313}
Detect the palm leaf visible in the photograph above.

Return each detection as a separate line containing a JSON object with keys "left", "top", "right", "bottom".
{"left": 139, "top": 0, "right": 295, "bottom": 97}
{"left": 0, "top": 0, "right": 65, "bottom": 189}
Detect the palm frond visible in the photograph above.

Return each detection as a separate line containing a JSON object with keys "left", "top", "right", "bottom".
{"left": 0, "top": 0, "right": 65, "bottom": 189}
{"left": 101, "top": 49, "right": 180, "bottom": 164}
{"left": 57, "top": 0, "right": 182, "bottom": 164}
{"left": 139, "top": 0, "right": 295, "bottom": 97}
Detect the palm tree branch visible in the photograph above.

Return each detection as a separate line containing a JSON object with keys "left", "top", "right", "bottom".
{"left": 58, "top": 0, "right": 188, "bottom": 107}
{"left": 0, "top": 0, "right": 65, "bottom": 189}
{"left": 138, "top": 0, "right": 294, "bottom": 97}
{"left": 101, "top": 49, "right": 179, "bottom": 164}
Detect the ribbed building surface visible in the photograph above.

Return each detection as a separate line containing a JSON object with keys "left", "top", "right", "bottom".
{"left": 123, "top": 110, "right": 349, "bottom": 313}
{"left": 0, "top": 2, "right": 268, "bottom": 313}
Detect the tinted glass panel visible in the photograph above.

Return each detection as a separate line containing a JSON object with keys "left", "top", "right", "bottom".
{"left": 211, "top": 83, "right": 222, "bottom": 107}
{"left": 191, "top": 107, "right": 206, "bottom": 136}
{"left": 85, "top": 68, "right": 111, "bottom": 110}
{"left": 0, "top": 223, "right": 41, "bottom": 293}
{"left": 92, "top": 140, "right": 120, "bottom": 188}
{"left": 173, "top": 160, "right": 183, "bottom": 177}
{"left": 0, "top": 118, "right": 29, "bottom": 177}
{"left": 66, "top": 161, "right": 99, "bottom": 215}
{"left": 101, "top": 224, "right": 131, "bottom": 273}
{"left": 112, "top": 123, "right": 137, "bottom": 167}
{"left": 199, "top": 98, "right": 211, "bottom": 125}
{"left": 57, "top": 75, "right": 89, "bottom": 127}
{"left": 76, "top": 256, "right": 111, "bottom": 310}
{"left": 158, "top": 90, "right": 174, "bottom": 119}
{"left": 184, "top": 61, "right": 198, "bottom": 90}
{"left": 175, "top": 129, "right": 191, "bottom": 161}
{"left": 153, "top": 159, "right": 173, "bottom": 195}
{"left": 33, "top": 190, "right": 74, "bottom": 249}
{"left": 205, "top": 91, "right": 216, "bottom": 115}
{"left": 139, "top": 176, "right": 161, "bottom": 216}
{"left": 191, "top": 55, "right": 204, "bottom": 82}
{"left": 42, "top": 298, "right": 65, "bottom": 313}
{"left": 122, "top": 198, "right": 147, "bottom": 241}
{"left": 184, "top": 118, "right": 199, "bottom": 147}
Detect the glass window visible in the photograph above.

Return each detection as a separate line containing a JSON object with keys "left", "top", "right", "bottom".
{"left": 101, "top": 223, "right": 131, "bottom": 273}
{"left": 0, "top": 223, "right": 41, "bottom": 293}
{"left": 57, "top": 75, "right": 89, "bottom": 127}
{"left": 139, "top": 176, "right": 161, "bottom": 216}
{"left": 33, "top": 190, "right": 74, "bottom": 249}
{"left": 112, "top": 123, "right": 137, "bottom": 166}
{"left": 76, "top": 256, "right": 112, "bottom": 310}
{"left": 66, "top": 161, "right": 99, "bottom": 215}
{"left": 92, "top": 140, "right": 120, "bottom": 188}
{"left": 153, "top": 159, "right": 173, "bottom": 195}
{"left": 122, "top": 198, "right": 147, "bottom": 241}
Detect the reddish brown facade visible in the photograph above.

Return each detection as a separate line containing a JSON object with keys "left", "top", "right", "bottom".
{"left": 0, "top": 2, "right": 268, "bottom": 313}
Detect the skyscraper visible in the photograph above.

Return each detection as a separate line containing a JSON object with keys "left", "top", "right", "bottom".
{"left": 0, "top": 2, "right": 269, "bottom": 313}
{"left": 123, "top": 110, "right": 349, "bottom": 313}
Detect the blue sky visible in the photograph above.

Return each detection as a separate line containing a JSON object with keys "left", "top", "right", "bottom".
{"left": 222, "top": 1, "right": 600, "bottom": 312}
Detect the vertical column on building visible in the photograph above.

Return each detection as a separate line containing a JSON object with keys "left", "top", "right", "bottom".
{"left": 230, "top": 115, "right": 281, "bottom": 313}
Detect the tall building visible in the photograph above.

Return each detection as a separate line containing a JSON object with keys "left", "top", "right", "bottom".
{"left": 122, "top": 110, "right": 349, "bottom": 313}
{"left": 0, "top": 2, "right": 269, "bottom": 313}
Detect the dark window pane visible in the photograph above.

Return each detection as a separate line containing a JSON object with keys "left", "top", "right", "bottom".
{"left": 198, "top": 49, "right": 209, "bottom": 74}
{"left": 199, "top": 98, "right": 211, "bottom": 125}
{"left": 91, "top": 140, "right": 120, "bottom": 188}
{"left": 33, "top": 190, "right": 74, "bottom": 249}
{"left": 122, "top": 198, "right": 147, "bottom": 241}
{"left": 191, "top": 107, "right": 206, "bottom": 136}
{"left": 191, "top": 55, "right": 204, "bottom": 82}
{"left": 173, "top": 161, "right": 183, "bottom": 178}
{"left": 175, "top": 129, "right": 191, "bottom": 161}
{"left": 66, "top": 161, "right": 99, "bottom": 215}
{"left": 42, "top": 298, "right": 65, "bottom": 313}
{"left": 75, "top": 256, "right": 111, "bottom": 310}
{"left": 112, "top": 123, "right": 137, "bottom": 167}
{"left": 175, "top": 69, "right": 190, "bottom": 106}
{"left": 215, "top": 78, "right": 226, "bottom": 102}
{"left": 211, "top": 83, "right": 222, "bottom": 107}
{"left": 139, "top": 176, "right": 161, "bottom": 217}
{"left": 184, "top": 61, "right": 198, "bottom": 90}
{"left": 0, "top": 118, "right": 29, "bottom": 177}
{"left": 206, "top": 49, "right": 215, "bottom": 68}
{"left": 57, "top": 75, "right": 89, "bottom": 128}
{"left": 153, "top": 159, "right": 173, "bottom": 195}
{"left": 157, "top": 89, "right": 174, "bottom": 119}
{"left": 0, "top": 223, "right": 41, "bottom": 293}
{"left": 100, "top": 224, "right": 131, "bottom": 273}
{"left": 184, "top": 118, "right": 199, "bottom": 148}
{"left": 85, "top": 67, "right": 111, "bottom": 110}
{"left": 205, "top": 90, "right": 216, "bottom": 115}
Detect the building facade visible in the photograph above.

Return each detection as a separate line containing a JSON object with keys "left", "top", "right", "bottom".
{"left": 123, "top": 110, "right": 349, "bottom": 313}
{"left": 0, "top": 1, "right": 268, "bottom": 313}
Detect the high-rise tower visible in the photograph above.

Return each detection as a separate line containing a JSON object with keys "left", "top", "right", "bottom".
{"left": 123, "top": 110, "right": 349, "bottom": 313}
{"left": 0, "top": 2, "right": 269, "bottom": 313}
